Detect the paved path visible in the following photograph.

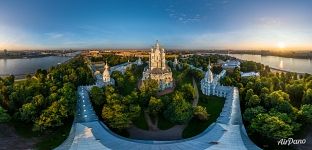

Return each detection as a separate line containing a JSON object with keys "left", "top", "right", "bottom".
{"left": 144, "top": 111, "right": 158, "bottom": 131}
{"left": 295, "top": 126, "right": 312, "bottom": 150}
{"left": 192, "top": 78, "right": 199, "bottom": 107}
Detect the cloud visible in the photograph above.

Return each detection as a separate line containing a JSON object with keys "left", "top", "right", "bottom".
{"left": 45, "top": 32, "right": 64, "bottom": 39}
{"left": 256, "top": 17, "right": 281, "bottom": 28}
{"left": 165, "top": 4, "right": 201, "bottom": 24}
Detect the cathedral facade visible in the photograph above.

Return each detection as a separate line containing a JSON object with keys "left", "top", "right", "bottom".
{"left": 142, "top": 41, "right": 173, "bottom": 90}
{"left": 201, "top": 62, "right": 227, "bottom": 96}
{"left": 201, "top": 63, "right": 216, "bottom": 95}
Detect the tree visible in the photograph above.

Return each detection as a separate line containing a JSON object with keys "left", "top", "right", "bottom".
{"left": 298, "top": 104, "right": 312, "bottom": 123}
{"left": 246, "top": 95, "right": 260, "bottom": 107}
{"left": 90, "top": 86, "right": 104, "bottom": 107}
{"left": 102, "top": 104, "right": 132, "bottom": 130}
{"left": 303, "top": 89, "right": 312, "bottom": 104}
{"left": 244, "top": 89, "right": 254, "bottom": 103}
{"left": 128, "top": 104, "right": 141, "bottom": 119}
{"left": 194, "top": 106, "right": 209, "bottom": 121}
{"left": 139, "top": 79, "right": 159, "bottom": 106}
{"left": 264, "top": 90, "right": 292, "bottom": 113}
{"left": 220, "top": 76, "right": 232, "bottom": 86}
{"left": 164, "top": 91, "right": 193, "bottom": 124}
{"left": 33, "top": 94, "right": 45, "bottom": 110}
{"left": 18, "top": 102, "right": 37, "bottom": 123}
{"left": 0, "top": 106, "right": 11, "bottom": 123}
{"left": 250, "top": 113, "right": 294, "bottom": 140}
{"left": 259, "top": 87, "right": 270, "bottom": 101}
{"left": 243, "top": 106, "right": 265, "bottom": 122}
{"left": 286, "top": 83, "right": 305, "bottom": 106}
{"left": 148, "top": 97, "right": 163, "bottom": 116}
{"left": 181, "top": 83, "right": 195, "bottom": 101}
{"left": 33, "top": 101, "right": 68, "bottom": 131}
{"left": 241, "top": 61, "right": 257, "bottom": 72}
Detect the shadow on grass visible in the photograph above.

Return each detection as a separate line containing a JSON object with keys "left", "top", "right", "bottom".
{"left": 182, "top": 95, "right": 225, "bottom": 138}
{"left": 10, "top": 117, "right": 73, "bottom": 150}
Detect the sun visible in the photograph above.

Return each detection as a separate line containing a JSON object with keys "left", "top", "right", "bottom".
{"left": 277, "top": 42, "right": 286, "bottom": 49}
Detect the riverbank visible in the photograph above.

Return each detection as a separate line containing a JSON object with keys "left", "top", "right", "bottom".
{"left": 270, "top": 67, "right": 308, "bottom": 75}
{"left": 0, "top": 74, "right": 33, "bottom": 80}
{"left": 0, "top": 56, "right": 75, "bottom": 80}
{"left": 228, "top": 54, "right": 312, "bottom": 74}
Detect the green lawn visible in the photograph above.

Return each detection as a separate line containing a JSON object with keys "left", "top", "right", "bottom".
{"left": 133, "top": 111, "right": 148, "bottom": 130}
{"left": 157, "top": 114, "right": 175, "bottom": 130}
{"left": 182, "top": 95, "right": 225, "bottom": 138}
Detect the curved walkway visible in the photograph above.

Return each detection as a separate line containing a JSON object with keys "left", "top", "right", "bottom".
{"left": 56, "top": 62, "right": 261, "bottom": 150}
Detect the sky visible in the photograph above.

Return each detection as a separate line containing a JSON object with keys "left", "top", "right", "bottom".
{"left": 0, "top": 0, "right": 312, "bottom": 50}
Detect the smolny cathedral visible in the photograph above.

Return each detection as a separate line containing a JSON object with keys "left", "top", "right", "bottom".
{"left": 141, "top": 41, "right": 174, "bottom": 90}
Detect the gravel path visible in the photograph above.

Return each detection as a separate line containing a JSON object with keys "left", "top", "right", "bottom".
{"left": 144, "top": 110, "right": 159, "bottom": 131}
{"left": 192, "top": 78, "right": 199, "bottom": 107}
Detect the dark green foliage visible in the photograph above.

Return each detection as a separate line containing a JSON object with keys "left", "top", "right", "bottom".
{"left": 227, "top": 65, "right": 312, "bottom": 143}
{"left": 303, "top": 89, "right": 312, "bottom": 104}
{"left": 194, "top": 106, "right": 209, "bottom": 121}
{"left": 0, "top": 106, "right": 11, "bottom": 123}
{"left": 243, "top": 106, "right": 265, "bottom": 122}
{"left": 298, "top": 104, "right": 312, "bottom": 123}
{"left": 250, "top": 113, "right": 294, "bottom": 140}
{"left": 148, "top": 97, "right": 163, "bottom": 116}
{"left": 0, "top": 56, "right": 94, "bottom": 131}
{"left": 164, "top": 91, "right": 193, "bottom": 124}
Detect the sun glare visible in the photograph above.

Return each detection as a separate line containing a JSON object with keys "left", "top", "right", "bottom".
{"left": 277, "top": 42, "right": 286, "bottom": 49}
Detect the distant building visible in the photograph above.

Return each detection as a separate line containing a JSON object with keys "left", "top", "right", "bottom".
{"left": 89, "top": 50, "right": 100, "bottom": 57}
{"left": 222, "top": 60, "right": 240, "bottom": 70}
{"left": 173, "top": 56, "right": 178, "bottom": 66}
{"left": 134, "top": 57, "right": 143, "bottom": 66}
{"left": 3, "top": 49, "right": 7, "bottom": 55}
{"left": 142, "top": 41, "right": 173, "bottom": 90}
{"left": 102, "top": 62, "right": 115, "bottom": 86}
{"left": 240, "top": 72, "right": 260, "bottom": 77}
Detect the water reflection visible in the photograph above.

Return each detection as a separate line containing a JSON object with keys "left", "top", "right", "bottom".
{"left": 0, "top": 56, "right": 72, "bottom": 75}
{"left": 229, "top": 54, "right": 312, "bottom": 74}
{"left": 279, "top": 60, "right": 284, "bottom": 69}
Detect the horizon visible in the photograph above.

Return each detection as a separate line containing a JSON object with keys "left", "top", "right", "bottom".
{"left": 1, "top": 0, "right": 312, "bottom": 51}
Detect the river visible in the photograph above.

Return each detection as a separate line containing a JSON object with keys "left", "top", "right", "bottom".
{"left": 229, "top": 54, "right": 312, "bottom": 74}
{"left": 0, "top": 56, "right": 73, "bottom": 76}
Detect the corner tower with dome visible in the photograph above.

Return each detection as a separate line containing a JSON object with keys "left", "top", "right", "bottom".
{"left": 102, "top": 62, "right": 115, "bottom": 86}
{"left": 142, "top": 41, "right": 173, "bottom": 90}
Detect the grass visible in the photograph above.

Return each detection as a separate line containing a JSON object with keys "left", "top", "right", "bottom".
{"left": 158, "top": 114, "right": 175, "bottom": 130}
{"left": 182, "top": 95, "right": 225, "bottom": 138}
{"left": 133, "top": 111, "right": 149, "bottom": 130}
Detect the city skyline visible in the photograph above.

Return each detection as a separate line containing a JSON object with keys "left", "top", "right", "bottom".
{"left": 1, "top": 0, "right": 312, "bottom": 50}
